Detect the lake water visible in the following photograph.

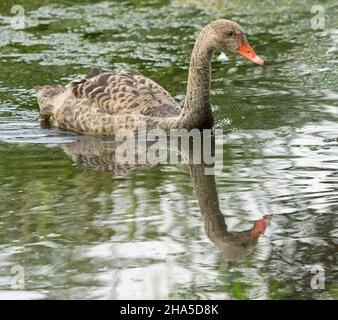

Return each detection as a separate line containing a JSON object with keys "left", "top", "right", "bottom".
{"left": 0, "top": 0, "right": 337, "bottom": 299}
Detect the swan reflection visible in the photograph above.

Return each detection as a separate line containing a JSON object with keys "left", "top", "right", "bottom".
{"left": 60, "top": 135, "right": 271, "bottom": 261}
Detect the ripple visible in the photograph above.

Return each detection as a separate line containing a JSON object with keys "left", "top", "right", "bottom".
{"left": 0, "top": 0, "right": 337, "bottom": 300}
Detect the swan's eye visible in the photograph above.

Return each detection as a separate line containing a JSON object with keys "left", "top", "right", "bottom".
{"left": 228, "top": 31, "right": 234, "bottom": 37}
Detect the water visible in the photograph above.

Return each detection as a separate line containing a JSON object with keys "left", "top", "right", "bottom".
{"left": 0, "top": 0, "right": 338, "bottom": 299}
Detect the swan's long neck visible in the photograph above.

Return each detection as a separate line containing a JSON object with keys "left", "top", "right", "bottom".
{"left": 178, "top": 28, "right": 215, "bottom": 130}
{"left": 188, "top": 163, "right": 228, "bottom": 241}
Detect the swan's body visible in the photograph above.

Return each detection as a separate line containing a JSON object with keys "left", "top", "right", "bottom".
{"left": 36, "top": 68, "right": 181, "bottom": 134}
{"left": 35, "top": 20, "right": 263, "bottom": 135}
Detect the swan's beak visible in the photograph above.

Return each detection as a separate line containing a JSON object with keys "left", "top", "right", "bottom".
{"left": 237, "top": 42, "right": 264, "bottom": 65}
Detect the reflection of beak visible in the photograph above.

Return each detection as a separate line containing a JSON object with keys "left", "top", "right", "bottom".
{"left": 237, "top": 42, "right": 264, "bottom": 65}
{"left": 248, "top": 215, "right": 272, "bottom": 238}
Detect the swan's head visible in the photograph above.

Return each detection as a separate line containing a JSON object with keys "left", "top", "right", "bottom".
{"left": 35, "top": 85, "right": 65, "bottom": 107}
{"left": 214, "top": 215, "right": 272, "bottom": 261}
{"left": 207, "top": 19, "right": 264, "bottom": 65}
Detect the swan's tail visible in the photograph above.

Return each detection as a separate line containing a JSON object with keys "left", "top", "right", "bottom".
{"left": 34, "top": 67, "right": 101, "bottom": 120}
{"left": 34, "top": 85, "right": 65, "bottom": 120}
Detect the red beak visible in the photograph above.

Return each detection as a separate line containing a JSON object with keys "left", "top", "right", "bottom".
{"left": 237, "top": 42, "right": 264, "bottom": 65}
{"left": 248, "top": 215, "right": 272, "bottom": 238}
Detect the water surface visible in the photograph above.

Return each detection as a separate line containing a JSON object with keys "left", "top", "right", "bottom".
{"left": 0, "top": 0, "right": 337, "bottom": 299}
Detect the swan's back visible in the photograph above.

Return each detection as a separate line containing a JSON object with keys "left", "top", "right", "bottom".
{"left": 70, "top": 68, "right": 181, "bottom": 117}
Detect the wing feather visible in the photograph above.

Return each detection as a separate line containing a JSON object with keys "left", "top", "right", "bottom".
{"left": 69, "top": 68, "right": 181, "bottom": 117}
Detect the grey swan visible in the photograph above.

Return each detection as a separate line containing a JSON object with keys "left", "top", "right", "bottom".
{"left": 35, "top": 19, "right": 263, "bottom": 135}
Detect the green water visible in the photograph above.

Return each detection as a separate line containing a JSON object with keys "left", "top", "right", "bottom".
{"left": 0, "top": 0, "right": 338, "bottom": 299}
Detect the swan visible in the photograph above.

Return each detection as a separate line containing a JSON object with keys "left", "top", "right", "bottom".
{"left": 35, "top": 19, "right": 263, "bottom": 135}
